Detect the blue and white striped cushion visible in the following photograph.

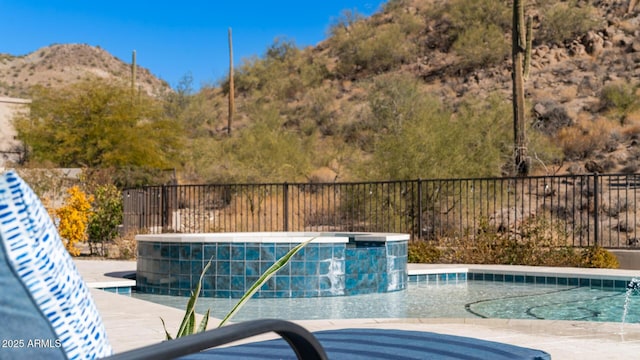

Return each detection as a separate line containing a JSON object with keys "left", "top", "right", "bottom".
{"left": 0, "top": 171, "right": 112, "bottom": 359}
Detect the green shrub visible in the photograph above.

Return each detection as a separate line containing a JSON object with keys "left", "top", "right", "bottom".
{"left": 195, "top": 103, "right": 313, "bottom": 183}
{"left": 447, "top": 223, "right": 501, "bottom": 264}
{"left": 361, "top": 87, "right": 453, "bottom": 179}
{"left": 600, "top": 82, "right": 638, "bottom": 111}
{"left": 580, "top": 246, "right": 620, "bottom": 268}
{"left": 367, "top": 73, "right": 426, "bottom": 134}
{"left": 440, "top": 0, "right": 511, "bottom": 56}
{"left": 599, "top": 81, "right": 640, "bottom": 124}
{"left": 442, "top": 215, "right": 582, "bottom": 266}
{"left": 408, "top": 241, "right": 442, "bottom": 263}
{"left": 452, "top": 24, "right": 509, "bottom": 71}
{"left": 329, "top": 10, "right": 418, "bottom": 78}
{"left": 361, "top": 85, "right": 512, "bottom": 180}
{"left": 88, "top": 184, "right": 123, "bottom": 257}
{"left": 298, "top": 87, "right": 339, "bottom": 136}
{"left": 230, "top": 38, "right": 329, "bottom": 101}
{"left": 543, "top": 247, "right": 582, "bottom": 267}
{"left": 537, "top": 1, "right": 601, "bottom": 45}
{"left": 232, "top": 56, "right": 263, "bottom": 94}
{"left": 444, "top": 0, "right": 511, "bottom": 32}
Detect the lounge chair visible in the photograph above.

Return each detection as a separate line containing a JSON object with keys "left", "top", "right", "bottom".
{"left": 0, "top": 170, "right": 550, "bottom": 359}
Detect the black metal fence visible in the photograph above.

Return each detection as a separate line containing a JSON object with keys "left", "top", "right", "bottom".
{"left": 122, "top": 173, "right": 640, "bottom": 249}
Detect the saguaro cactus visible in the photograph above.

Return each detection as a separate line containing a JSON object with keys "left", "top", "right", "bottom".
{"left": 131, "top": 50, "right": 137, "bottom": 99}
{"left": 512, "top": 0, "right": 531, "bottom": 176}
{"left": 523, "top": 16, "right": 532, "bottom": 80}
{"left": 228, "top": 28, "right": 235, "bottom": 136}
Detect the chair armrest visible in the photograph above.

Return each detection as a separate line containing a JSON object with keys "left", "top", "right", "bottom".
{"left": 106, "top": 319, "right": 327, "bottom": 360}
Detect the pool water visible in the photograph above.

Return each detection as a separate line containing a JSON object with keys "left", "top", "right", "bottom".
{"left": 131, "top": 281, "right": 640, "bottom": 324}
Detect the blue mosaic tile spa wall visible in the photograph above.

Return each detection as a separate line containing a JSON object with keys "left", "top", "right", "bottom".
{"left": 136, "top": 236, "right": 408, "bottom": 298}
{"left": 345, "top": 241, "right": 407, "bottom": 296}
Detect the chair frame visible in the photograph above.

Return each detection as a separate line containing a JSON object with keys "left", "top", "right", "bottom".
{"left": 107, "top": 319, "right": 328, "bottom": 360}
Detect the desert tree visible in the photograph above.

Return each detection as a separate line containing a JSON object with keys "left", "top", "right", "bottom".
{"left": 13, "top": 79, "right": 184, "bottom": 169}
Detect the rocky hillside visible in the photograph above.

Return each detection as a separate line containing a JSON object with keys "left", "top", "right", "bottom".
{"left": 0, "top": 44, "right": 170, "bottom": 98}
{"left": 4, "top": 1, "right": 640, "bottom": 181}
{"left": 407, "top": 0, "right": 640, "bottom": 175}
{"left": 298, "top": 0, "right": 640, "bottom": 177}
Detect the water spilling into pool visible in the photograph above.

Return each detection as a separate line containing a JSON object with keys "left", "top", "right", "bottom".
{"left": 135, "top": 232, "right": 409, "bottom": 298}
{"left": 621, "top": 278, "right": 640, "bottom": 333}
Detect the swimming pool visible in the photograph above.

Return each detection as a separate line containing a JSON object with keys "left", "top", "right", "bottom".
{"left": 131, "top": 280, "right": 640, "bottom": 324}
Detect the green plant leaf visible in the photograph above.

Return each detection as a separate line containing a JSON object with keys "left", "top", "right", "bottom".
{"left": 177, "top": 311, "right": 195, "bottom": 338}
{"left": 175, "top": 289, "right": 197, "bottom": 337}
{"left": 160, "top": 317, "right": 174, "bottom": 340}
{"left": 162, "top": 238, "right": 314, "bottom": 336}
{"left": 197, "top": 308, "right": 210, "bottom": 333}
{"left": 172, "top": 258, "right": 213, "bottom": 338}
{"left": 218, "top": 237, "right": 315, "bottom": 327}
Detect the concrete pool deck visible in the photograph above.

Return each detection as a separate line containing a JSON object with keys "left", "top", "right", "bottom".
{"left": 76, "top": 259, "right": 640, "bottom": 359}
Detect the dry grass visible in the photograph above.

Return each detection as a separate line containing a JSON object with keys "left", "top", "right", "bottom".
{"left": 556, "top": 117, "right": 618, "bottom": 160}
{"left": 172, "top": 186, "right": 349, "bottom": 233}
{"left": 557, "top": 86, "right": 578, "bottom": 102}
{"left": 621, "top": 121, "right": 640, "bottom": 141}
{"left": 107, "top": 231, "right": 138, "bottom": 260}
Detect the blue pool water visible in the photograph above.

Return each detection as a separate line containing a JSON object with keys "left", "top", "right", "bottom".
{"left": 131, "top": 280, "right": 640, "bottom": 324}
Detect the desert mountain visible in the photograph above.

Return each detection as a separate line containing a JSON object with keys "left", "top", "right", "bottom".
{"left": 0, "top": 43, "right": 170, "bottom": 98}
{"left": 3, "top": 1, "right": 640, "bottom": 180}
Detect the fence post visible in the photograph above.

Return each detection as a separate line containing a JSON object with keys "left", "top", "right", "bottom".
{"left": 161, "top": 185, "right": 168, "bottom": 231}
{"left": 593, "top": 172, "right": 599, "bottom": 247}
{"left": 417, "top": 178, "right": 422, "bottom": 240}
{"left": 283, "top": 182, "right": 289, "bottom": 231}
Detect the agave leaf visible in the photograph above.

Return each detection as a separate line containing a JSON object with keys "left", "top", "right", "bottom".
{"left": 188, "top": 311, "right": 195, "bottom": 334}
{"left": 218, "top": 237, "right": 314, "bottom": 327}
{"left": 177, "top": 311, "right": 195, "bottom": 338}
{"left": 175, "top": 289, "right": 198, "bottom": 336}
{"left": 197, "top": 308, "right": 211, "bottom": 333}
{"left": 160, "top": 317, "right": 173, "bottom": 340}
{"left": 172, "top": 258, "right": 213, "bottom": 338}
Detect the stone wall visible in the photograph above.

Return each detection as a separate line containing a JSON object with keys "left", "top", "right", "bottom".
{"left": 0, "top": 96, "right": 30, "bottom": 167}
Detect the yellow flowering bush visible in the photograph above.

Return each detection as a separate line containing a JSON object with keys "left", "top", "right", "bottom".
{"left": 55, "top": 186, "right": 94, "bottom": 256}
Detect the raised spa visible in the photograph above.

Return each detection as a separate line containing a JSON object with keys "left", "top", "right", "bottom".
{"left": 135, "top": 232, "right": 409, "bottom": 298}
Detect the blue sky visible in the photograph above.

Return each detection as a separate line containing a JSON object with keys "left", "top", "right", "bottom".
{"left": 1, "top": 1, "right": 388, "bottom": 90}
